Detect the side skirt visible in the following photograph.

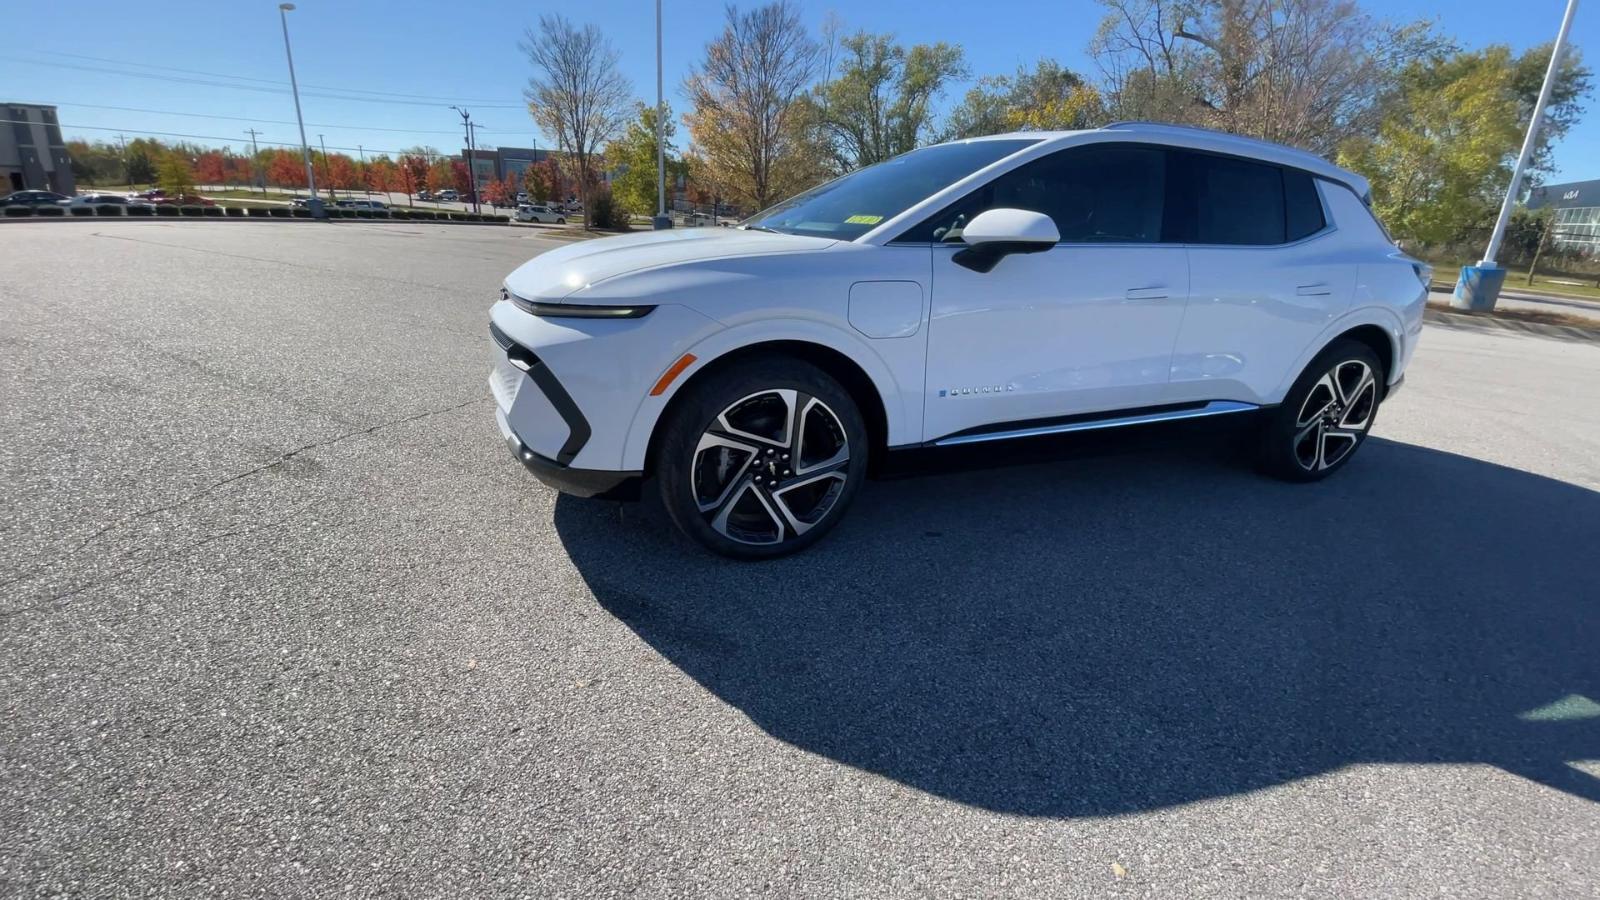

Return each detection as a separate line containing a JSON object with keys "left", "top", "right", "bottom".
{"left": 928, "top": 400, "right": 1261, "bottom": 448}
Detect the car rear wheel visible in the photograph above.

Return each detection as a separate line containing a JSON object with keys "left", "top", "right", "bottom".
{"left": 656, "top": 358, "right": 868, "bottom": 559}
{"left": 1258, "top": 338, "right": 1384, "bottom": 481}
{"left": 556, "top": 218, "right": 566, "bottom": 225}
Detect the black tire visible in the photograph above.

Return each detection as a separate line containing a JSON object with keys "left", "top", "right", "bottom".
{"left": 556, "top": 218, "right": 565, "bottom": 225}
{"left": 656, "top": 357, "right": 868, "bottom": 559}
{"left": 1258, "top": 338, "right": 1385, "bottom": 482}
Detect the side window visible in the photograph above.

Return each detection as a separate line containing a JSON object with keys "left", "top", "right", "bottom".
{"left": 1182, "top": 152, "right": 1286, "bottom": 245}
{"left": 899, "top": 144, "right": 1167, "bottom": 244}
{"left": 1284, "top": 169, "right": 1326, "bottom": 241}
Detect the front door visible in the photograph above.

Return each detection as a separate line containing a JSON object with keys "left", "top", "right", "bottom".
{"left": 915, "top": 143, "right": 1189, "bottom": 442}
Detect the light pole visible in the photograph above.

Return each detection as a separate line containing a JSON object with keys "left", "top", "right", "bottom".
{"left": 1455, "top": 0, "right": 1580, "bottom": 311}
{"left": 654, "top": 0, "right": 669, "bottom": 229}
{"left": 357, "top": 144, "right": 369, "bottom": 200}
{"left": 277, "top": 3, "right": 322, "bottom": 217}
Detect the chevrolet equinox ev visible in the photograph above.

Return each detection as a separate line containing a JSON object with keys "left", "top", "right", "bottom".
{"left": 488, "top": 122, "right": 1426, "bottom": 558}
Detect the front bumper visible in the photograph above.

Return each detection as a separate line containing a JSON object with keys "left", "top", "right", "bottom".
{"left": 497, "top": 405, "right": 641, "bottom": 500}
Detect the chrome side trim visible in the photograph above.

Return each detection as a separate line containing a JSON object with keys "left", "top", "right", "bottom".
{"left": 932, "top": 400, "right": 1259, "bottom": 447}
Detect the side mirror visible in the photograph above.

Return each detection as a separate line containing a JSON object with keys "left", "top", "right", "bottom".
{"left": 953, "top": 208, "right": 1059, "bottom": 272}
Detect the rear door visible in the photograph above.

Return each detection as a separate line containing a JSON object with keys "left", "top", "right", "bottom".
{"left": 1167, "top": 151, "right": 1354, "bottom": 405}
{"left": 915, "top": 143, "right": 1191, "bottom": 442}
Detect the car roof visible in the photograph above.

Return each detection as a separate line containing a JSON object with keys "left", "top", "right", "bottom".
{"left": 959, "top": 122, "right": 1369, "bottom": 200}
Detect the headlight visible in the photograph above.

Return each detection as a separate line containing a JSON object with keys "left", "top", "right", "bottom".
{"left": 503, "top": 288, "right": 654, "bottom": 319}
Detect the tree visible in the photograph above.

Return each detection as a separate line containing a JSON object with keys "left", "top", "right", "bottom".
{"left": 945, "top": 60, "right": 1105, "bottom": 138}
{"left": 194, "top": 150, "right": 227, "bottom": 187}
{"left": 815, "top": 31, "right": 966, "bottom": 169}
{"left": 328, "top": 154, "right": 359, "bottom": 192}
{"left": 1089, "top": 0, "right": 1450, "bottom": 155}
{"left": 368, "top": 156, "right": 398, "bottom": 195}
{"left": 607, "top": 102, "right": 686, "bottom": 217}
{"left": 426, "top": 159, "right": 455, "bottom": 194}
{"left": 125, "top": 139, "right": 160, "bottom": 185}
{"left": 523, "top": 158, "right": 559, "bottom": 203}
{"left": 1338, "top": 44, "right": 1591, "bottom": 245}
{"left": 484, "top": 172, "right": 518, "bottom": 207}
{"left": 157, "top": 151, "right": 196, "bottom": 198}
{"left": 397, "top": 154, "right": 428, "bottom": 205}
{"left": 267, "top": 149, "right": 306, "bottom": 189}
{"left": 685, "top": 0, "right": 820, "bottom": 211}
{"left": 450, "top": 159, "right": 472, "bottom": 195}
{"left": 66, "top": 139, "right": 123, "bottom": 187}
{"left": 522, "top": 14, "right": 633, "bottom": 220}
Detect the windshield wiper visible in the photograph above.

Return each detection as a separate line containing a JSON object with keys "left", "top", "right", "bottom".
{"left": 741, "top": 224, "right": 783, "bottom": 233}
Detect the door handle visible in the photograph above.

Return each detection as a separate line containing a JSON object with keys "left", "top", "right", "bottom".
{"left": 1295, "top": 283, "right": 1332, "bottom": 296}
{"left": 1124, "top": 287, "right": 1169, "bottom": 300}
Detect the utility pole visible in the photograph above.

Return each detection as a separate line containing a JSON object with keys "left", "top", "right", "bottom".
{"left": 318, "top": 133, "right": 333, "bottom": 201}
{"left": 654, "top": 0, "right": 669, "bottom": 229}
{"left": 452, "top": 106, "right": 479, "bottom": 214}
{"left": 357, "top": 144, "right": 369, "bottom": 200}
{"left": 277, "top": 3, "right": 322, "bottom": 217}
{"left": 115, "top": 133, "right": 129, "bottom": 190}
{"left": 1455, "top": 0, "right": 1580, "bottom": 310}
{"left": 244, "top": 128, "right": 264, "bottom": 193}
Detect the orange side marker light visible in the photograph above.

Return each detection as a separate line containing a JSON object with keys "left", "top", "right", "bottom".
{"left": 650, "top": 354, "right": 697, "bottom": 396}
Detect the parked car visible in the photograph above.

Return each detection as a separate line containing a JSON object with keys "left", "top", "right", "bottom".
{"left": 515, "top": 204, "right": 566, "bottom": 224}
{"left": 130, "top": 188, "right": 166, "bottom": 201}
{"left": 436, "top": 189, "right": 459, "bottom": 202}
{"left": 488, "top": 122, "right": 1427, "bottom": 558}
{"left": 516, "top": 192, "right": 528, "bottom": 203}
{"left": 416, "top": 191, "right": 435, "bottom": 202}
{"left": 59, "top": 194, "right": 148, "bottom": 208}
{"left": 335, "top": 199, "right": 388, "bottom": 210}
{"left": 1, "top": 190, "right": 69, "bottom": 207}
{"left": 150, "top": 193, "right": 215, "bottom": 207}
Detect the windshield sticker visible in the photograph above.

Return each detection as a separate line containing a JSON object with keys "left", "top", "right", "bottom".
{"left": 844, "top": 214, "right": 883, "bottom": 225}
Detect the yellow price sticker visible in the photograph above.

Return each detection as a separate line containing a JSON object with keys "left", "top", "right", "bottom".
{"left": 844, "top": 214, "right": 883, "bottom": 225}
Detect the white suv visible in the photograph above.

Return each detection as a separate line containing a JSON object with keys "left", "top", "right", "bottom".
{"left": 489, "top": 123, "right": 1427, "bottom": 557}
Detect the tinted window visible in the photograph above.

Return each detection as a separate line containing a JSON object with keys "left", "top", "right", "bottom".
{"left": 1178, "top": 152, "right": 1286, "bottom": 245}
{"left": 743, "top": 139, "right": 1039, "bottom": 240}
{"left": 1284, "top": 170, "right": 1326, "bottom": 240}
{"left": 900, "top": 144, "right": 1167, "bottom": 244}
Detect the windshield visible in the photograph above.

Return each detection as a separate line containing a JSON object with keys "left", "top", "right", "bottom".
{"left": 742, "top": 139, "right": 1039, "bottom": 240}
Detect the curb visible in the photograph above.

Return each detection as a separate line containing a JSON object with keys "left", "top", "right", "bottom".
{"left": 1423, "top": 307, "right": 1599, "bottom": 343}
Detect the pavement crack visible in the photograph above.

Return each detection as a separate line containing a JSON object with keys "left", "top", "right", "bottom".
{"left": 1, "top": 394, "right": 491, "bottom": 595}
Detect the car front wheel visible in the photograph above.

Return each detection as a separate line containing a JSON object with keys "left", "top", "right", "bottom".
{"left": 1258, "top": 338, "right": 1384, "bottom": 481}
{"left": 656, "top": 358, "right": 867, "bottom": 558}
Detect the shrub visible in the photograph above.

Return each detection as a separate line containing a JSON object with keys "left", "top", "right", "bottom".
{"left": 586, "top": 188, "right": 625, "bottom": 230}
{"left": 247, "top": 207, "right": 270, "bottom": 218}
{"left": 126, "top": 205, "right": 154, "bottom": 217}
{"left": 372, "top": 209, "right": 389, "bottom": 219}
{"left": 390, "top": 209, "right": 409, "bottom": 220}
{"left": 448, "top": 212, "right": 466, "bottom": 221}
{"left": 411, "top": 210, "right": 434, "bottom": 220}
{"left": 269, "top": 207, "right": 291, "bottom": 218}
{"left": 156, "top": 206, "right": 180, "bottom": 216}
{"left": 4, "top": 205, "right": 35, "bottom": 217}
{"left": 70, "top": 206, "right": 95, "bottom": 217}
{"left": 203, "top": 206, "right": 224, "bottom": 217}
{"left": 224, "top": 206, "right": 245, "bottom": 217}
{"left": 179, "top": 206, "right": 203, "bottom": 217}
{"left": 356, "top": 209, "right": 373, "bottom": 219}
{"left": 95, "top": 205, "right": 124, "bottom": 216}
{"left": 36, "top": 205, "right": 65, "bottom": 217}
{"left": 465, "top": 213, "right": 483, "bottom": 222}
{"left": 291, "top": 207, "right": 311, "bottom": 218}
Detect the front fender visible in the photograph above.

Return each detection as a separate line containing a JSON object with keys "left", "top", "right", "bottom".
{"left": 619, "top": 317, "right": 918, "bottom": 472}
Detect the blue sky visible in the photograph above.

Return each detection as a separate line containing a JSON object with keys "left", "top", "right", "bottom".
{"left": 3, "top": 0, "right": 1595, "bottom": 180}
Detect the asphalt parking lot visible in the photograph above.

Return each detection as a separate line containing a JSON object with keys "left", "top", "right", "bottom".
{"left": 3, "top": 221, "right": 1598, "bottom": 898}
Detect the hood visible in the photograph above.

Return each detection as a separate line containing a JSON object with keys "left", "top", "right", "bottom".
{"left": 504, "top": 228, "right": 837, "bottom": 301}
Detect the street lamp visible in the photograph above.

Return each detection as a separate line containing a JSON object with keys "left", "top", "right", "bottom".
{"left": 653, "top": 0, "right": 670, "bottom": 229}
{"left": 278, "top": 2, "right": 322, "bottom": 217}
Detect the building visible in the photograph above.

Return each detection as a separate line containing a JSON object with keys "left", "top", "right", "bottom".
{"left": 2, "top": 102, "right": 73, "bottom": 194}
{"left": 1525, "top": 178, "right": 1600, "bottom": 257}
{"left": 461, "top": 146, "right": 612, "bottom": 200}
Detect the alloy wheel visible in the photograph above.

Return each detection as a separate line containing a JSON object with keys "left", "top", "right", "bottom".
{"left": 691, "top": 389, "right": 851, "bottom": 545}
{"left": 1293, "top": 359, "right": 1377, "bottom": 472}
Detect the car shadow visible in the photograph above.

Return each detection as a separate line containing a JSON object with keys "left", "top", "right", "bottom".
{"left": 552, "top": 430, "right": 1600, "bottom": 817}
